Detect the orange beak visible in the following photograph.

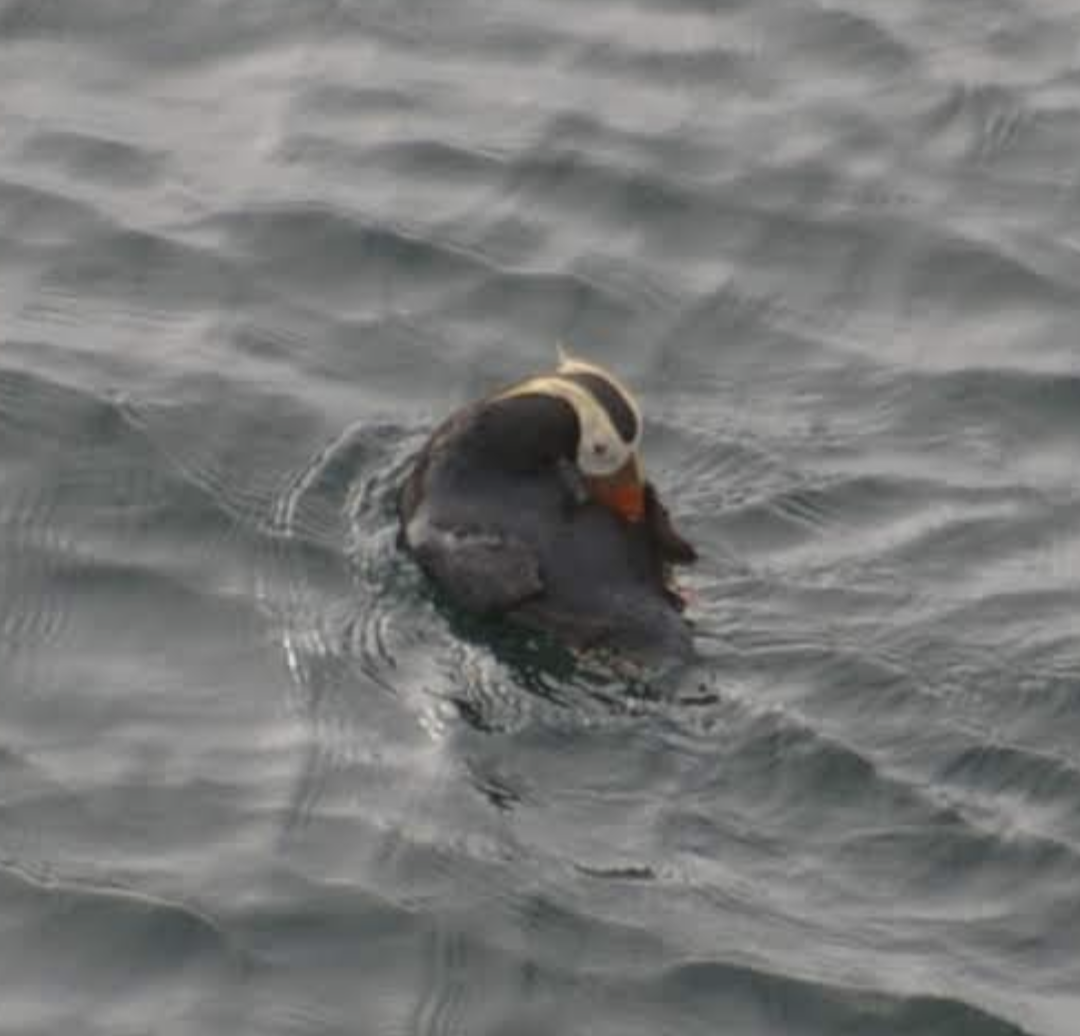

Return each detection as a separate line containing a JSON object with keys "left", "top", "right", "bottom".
{"left": 585, "top": 454, "right": 646, "bottom": 523}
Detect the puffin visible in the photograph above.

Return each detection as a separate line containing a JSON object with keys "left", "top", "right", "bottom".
{"left": 398, "top": 352, "right": 698, "bottom": 659}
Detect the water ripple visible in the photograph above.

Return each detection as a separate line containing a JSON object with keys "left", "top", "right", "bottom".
{"left": 4, "top": 0, "right": 1080, "bottom": 1032}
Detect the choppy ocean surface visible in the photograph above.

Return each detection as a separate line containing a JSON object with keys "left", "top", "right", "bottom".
{"left": 3, "top": 1, "right": 1080, "bottom": 1032}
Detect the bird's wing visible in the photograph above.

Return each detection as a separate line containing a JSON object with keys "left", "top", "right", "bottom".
{"left": 409, "top": 522, "right": 544, "bottom": 615}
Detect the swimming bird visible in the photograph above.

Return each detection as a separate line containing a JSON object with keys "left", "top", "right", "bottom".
{"left": 398, "top": 352, "right": 697, "bottom": 659}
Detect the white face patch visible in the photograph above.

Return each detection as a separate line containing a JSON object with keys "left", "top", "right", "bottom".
{"left": 572, "top": 391, "right": 633, "bottom": 476}
{"left": 555, "top": 354, "right": 641, "bottom": 476}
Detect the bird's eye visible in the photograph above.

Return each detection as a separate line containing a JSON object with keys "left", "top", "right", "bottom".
{"left": 593, "top": 443, "right": 608, "bottom": 456}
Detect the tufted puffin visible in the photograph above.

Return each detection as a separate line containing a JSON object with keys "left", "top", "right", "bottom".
{"left": 398, "top": 352, "right": 698, "bottom": 659}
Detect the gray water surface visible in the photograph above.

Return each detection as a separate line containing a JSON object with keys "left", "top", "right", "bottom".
{"left": 3, "top": 1, "right": 1080, "bottom": 1033}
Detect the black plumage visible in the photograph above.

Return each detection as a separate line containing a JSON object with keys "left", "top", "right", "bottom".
{"left": 399, "top": 388, "right": 697, "bottom": 659}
